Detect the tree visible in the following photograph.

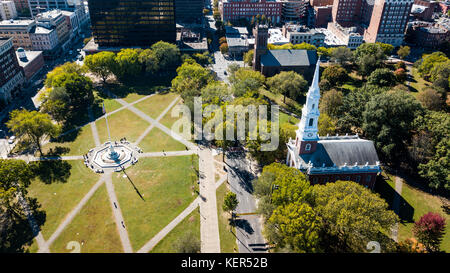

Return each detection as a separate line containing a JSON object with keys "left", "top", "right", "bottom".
{"left": 394, "top": 68, "right": 407, "bottom": 83}
{"left": 267, "top": 202, "right": 322, "bottom": 252}
{"left": 413, "top": 212, "right": 447, "bottom": 252}
{"left": 223, "top": 192, "right": 238, "bottom": 215}
{"left": 397, "top": 46, "right": 411, "bottom": 60}
{"left": 192, "top": 52, "right": 212, "bottom": 67}
{"left": 219, "top": 37, "right": 227, "bottom": 45}
{"left": 397, "top": 238, "right": 427, "bottom": 253}
{"left": 376, "top": 42, "right": 394, "bottom": 55}
{"left": 138, "top": 49, "right": 158, "bottom": 74}
{"left": 354, "top": 43, "right": 386, "bottom": 77}
{"left": 417, "top": 51, "right": 448, "bottom": 80}
{"left": 321, "top": 65, "right": 348, "bottom": 85}
{"left": 83, "top": 51, "right": 116, "bottom": 83}
{"left": 267, "top": 71, "right": 308, "bottom": 103}
{"left": 112, "top": 48, "right": 142, "bottom": 81}
{"left": 330, "top": 46, "right": 353, "bottom": 66}
{"left": 173, "top": 231, "right": 201, "bottom": 253}
{"left": 220, "top": 43, "right": 229, "bottom": 54}
{"left": 40, "top": 87, "right": 69, "bottom": 123}
{"left": 50, "top": 72, "right": 94, "bottom": 109}
{"left": 232, "top": 77, "right": 262, "bottom": 97}
{"left": 171, "top": 61, "right": 214, "bottom": 95}
{"left": 150, "top": 41, "right": 180, "bottom": 71}
{"left": 45, "top": 62, "right": 85, "bottom": 88}
{"left": 7, "top": 110, "right": 61, "bottom": 155}
{"left": 395, "top": 61, "right": 407, "bottom": 70}
{"left": 418, "top": 138, "right": 449, "bottom": 191}
{"left": 314, "top": 181, "right": 399, "bottom": 253}
{"left": 319, "top": 89, "right": 343, "bottom": 119}
{"left": 362, "top": 90, "right": 423, "bottom": 162}
{"left": 0, "top": 159, "right": 33, "bottom": 215}
{"left": 318, "top": 113, "right": 336, "bottom": 136}
{"left": 243, "top": 50, "right": 254, "bottom": 67}
{"left": 367, "top": 68, "right": 396, "bottom": 87}
{"left": 416, "top": 88, "right": 443, "bottom": 111}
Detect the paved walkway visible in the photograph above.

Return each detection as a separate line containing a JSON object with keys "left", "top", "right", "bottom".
{"left": 104, "top": 172, "right": 133, "bottom": 253}
{"left": 391, "top": 175, "right": 403, "bottom": 242}
{"left": 44, "top": 176, "right": 106, "bottom": 250}
{"left": 199, "top": 148, "right": 221, "bottom": 253}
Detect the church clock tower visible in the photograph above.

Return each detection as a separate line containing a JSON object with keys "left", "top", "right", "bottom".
{"left": 296, "top": 59, "right": 321, "bottom": 155}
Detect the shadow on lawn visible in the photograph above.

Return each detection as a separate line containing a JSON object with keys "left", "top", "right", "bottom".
{"left": 375, "top": 175, "right": 415, "bottom": 223}
{"left": 30, "top": 160, "right": 72, "bottom": 184}
{"left": 0, "top": 197, "right": 46, "bottom": 253}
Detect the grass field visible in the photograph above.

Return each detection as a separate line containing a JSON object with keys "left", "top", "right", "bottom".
{"left": 50, "top": 184, "right": 123, "bottom": 253}
{"left": 150, "top": 209, "right": 200, "bottom": 253}
{"left": 138, "top": 127, "right": 186, "bottom": 152}
{"left": 409, "top": 67, "right": 431, "bottom": 94}
{"left": 397, "top": 181, "right": 450, "bottom": 252}
{"left": 216, "top": 183, "right": 238, "bottom": 253}
{"left": 134, "top": 92, "right": 179, "bottom": 119}
{"left": 112, "top": 156, "right": 199, "bottom": 251}
{"left": 27, "top": 160, "right": 100, "bottom": 238}
{"left": 41, "top": 126, "right": 95, "bottom": 156}
{"left": 159, "top": 100, "right": 188, "bottom": 130}
{"left": 96, "top": 109, "right": 149, "bottom": 143}
{"left": 279, "top": 112, "right": 298, "bottom": 127}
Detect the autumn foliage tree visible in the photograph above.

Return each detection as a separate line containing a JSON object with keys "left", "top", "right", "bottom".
{"left": 413, "top": 212, "right": 447, "bottom": 252}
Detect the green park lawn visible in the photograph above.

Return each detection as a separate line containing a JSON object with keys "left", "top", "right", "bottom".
{"left": 216, "top": 183, "right": 238, "bottom": 253}
{"left": 134, "top": 92, "right": 179, "bottom": 119}
{"left": 101, "top": 97, "right": 123, "bottom": 113}
{"left": 409, "top": 67, "right": 431, "bottom": 94}
{"left": 150, "top": 209, "right": 200, "bottom": 253}
{"left": 397, "top": 181, "right": 450, "bottom": 252}
{"left": 27, "top": 160, "right": 101, "bottom": 239}
{"left": 159, "top": 100, "right": 188, "bottom": 130}
{"left": 50, "top": 184, "right": 123, "bottom": 253}
{"left": 112, "top": 155, "right": 199, "bottom": 251}
{"left": 96, "top": 108, "right": 149, "bottom": 143}
{"left": 138, "top": 127, "right": 186, "bottom": 152}
{"left": 40, "top": 126, "right": 95, "bottom": 156}
{"left": 279, "top": 112, "right": 298, "bottom": 127}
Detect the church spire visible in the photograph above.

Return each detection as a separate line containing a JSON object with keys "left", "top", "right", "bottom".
{"left": 296, "top": 59, "right": 321, "bottom": 147}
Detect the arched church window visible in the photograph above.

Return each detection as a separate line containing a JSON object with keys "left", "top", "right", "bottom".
{"left": 309, "top": 118, "right": 313, "bottom": 127}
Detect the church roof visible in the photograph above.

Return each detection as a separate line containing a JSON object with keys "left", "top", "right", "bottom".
{"left": 261, "top": 49, "right": 317, "bottom": 67}
{"left": 297, "top": 138, "right": 380, "bottom": 168}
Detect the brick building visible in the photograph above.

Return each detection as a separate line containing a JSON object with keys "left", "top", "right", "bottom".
{"left": 310, "top": 0, "right": 333, "bottom": 6}
{"left": 286, "top": 60, "right": 381, "bottom": 189}
{"left": 312, "top": 5, "right": 333, "bottom": 27}
{"left": 364, "top": 0, "right": 413, "bottom": 47}
{"left": 16, "top": 48, "right": 44, "bottom": 82}
{"left": 332, "top": 0, "right": 364, "bottom": 27}
{"left": 0, "top": 37, "right": 24, "bottom": 105}
{"left": 0, "top": 19, "right": 35, "bottom": 50}
{"left": 220, "top": 0, "right": 283, "bottom": 24}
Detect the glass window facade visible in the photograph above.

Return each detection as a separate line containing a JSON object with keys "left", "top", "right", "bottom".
{"left": 88, "top": 0, "right": 176, "bottom": 48}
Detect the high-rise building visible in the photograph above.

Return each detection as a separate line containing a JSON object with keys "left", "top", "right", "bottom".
{"left": 281, "top": 0, "right": 308, "bottom": 22}
{"left": 332, "top": 0, "right": 363, "bottom": 27}
{"left": 175, "top": 0, "right": 203, "bottom": 23}
{"left": 220, "top": 0, "right": 283, "bottom": 24}
{"left": 0, "top": 1, "right": 18, "bottom": 20}
{"left": 27, "top": 0, "right": 70, "bottom": 17}
{"left": 0, "top": 37, "right": 24, "bottom": 105}
{"left": 89, "top": 0, "right": 176, "bottom": 48}
{"left": 12, "top": 0, "right": 29, "bottom": 13}
{"left": 364, "top": 0, "right": 413, "bottom": 46}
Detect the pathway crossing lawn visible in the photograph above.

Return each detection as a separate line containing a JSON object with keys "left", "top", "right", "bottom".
{"left": 27, "top": 161, "right": 100, "bottom": 239}
{"left": 41, "top": 126, "right": 94, "bottom": 156}
{"left": 50, "top": 184, "right": 123, "bottom": 253}
{"left": 159, "top": 100, "right": 189, "bottom": 130}
{"left": 96, "top": 109, "right": 149, "bottom": 143}
{"left": 397, "top": 182, "right": 450, "bottom": 252}
{"left": 112, "top": 156, "right": 199, "bottom": 251}
{"left": 101, "top": 97, "right": 123, "bottom": 113}
{"left": 133, "top": 92, "right": 179, "bottom": 119}
{"left": 150, "top": 209, "right": 200, "bottom": 253}
{"left": 138, "top": 127, "right": 186, "bottom": 152}
{"left": 217, "top": 183, "right": 238, "bottom": 253}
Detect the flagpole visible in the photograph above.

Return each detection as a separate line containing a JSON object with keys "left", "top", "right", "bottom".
{"left": 103, "top": 103, "right": 118, "bottom": 160}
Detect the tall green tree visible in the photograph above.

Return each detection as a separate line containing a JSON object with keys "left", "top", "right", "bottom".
{"left": 321, "top": 65, "right": 348, "bottom": 85}
{"left": 113, "top": 48, "right": 142, "bottom": 81}
{"left": 354, "top": 43, "right": 386, "bottom": 78}
{"left": 314, "top": 181, "right": 399, "bottom": 253}
{"left": 150, "top": 41, "right": 181, "bottom": 71}
{"left": 7, "top": 110, "right": 61, "bottom": 155}
{"left": 83, "top": 51, "right": 116, "bottom": 83}
{"left": 223, "top": 192, "right": 239, "bottom": 215}
{"left": 267, "top": 71, "right": 308, "bottom": 103}
{"left": 0, "top": 159, "right": 33, "bottom": 215}
{"left": 330, "top": 46, "right": 353, "bottom": 66}
{"left": 367, "top": 68, "right": 396, "bottom": 87}
{"left": 397, "top": 46, "right": 411, "bottom": 60}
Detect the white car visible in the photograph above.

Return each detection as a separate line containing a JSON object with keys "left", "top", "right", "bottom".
{"left": 8, "top": 136, "right": 15, "bottom": 144}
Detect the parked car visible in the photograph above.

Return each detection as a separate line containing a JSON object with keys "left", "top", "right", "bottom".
{"left": 8, "top": 136, "right": 15, "bottom": 144}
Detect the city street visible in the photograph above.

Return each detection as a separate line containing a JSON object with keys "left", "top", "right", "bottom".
{"left": 225, "top": 152, "right": 267, "bottom": 253}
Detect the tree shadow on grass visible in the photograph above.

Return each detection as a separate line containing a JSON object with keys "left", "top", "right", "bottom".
{"left": 30, "top": 160, "right": 72, "bottom": 184}
{"left": 0, "top": 197, "right": 46, "bottom": 253}
{"left": 231, "top": 218, "right": 254, "bottom": 235}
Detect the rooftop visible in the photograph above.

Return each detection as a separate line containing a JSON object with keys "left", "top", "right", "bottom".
{"left": 261, "top": 49, "right": 317, "bottom": 67}
{"left": 16, "top": 50, "right": 43, "bottom": 67}
{"left": 268, "top": 28, "right": 289, "bottom": 45}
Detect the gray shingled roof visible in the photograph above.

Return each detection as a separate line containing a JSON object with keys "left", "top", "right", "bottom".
{"left": 261, "top": 49, "right": 317, "bottom": 67}
{"left": 299, "top": 139, "right": 379, "bottom": 168}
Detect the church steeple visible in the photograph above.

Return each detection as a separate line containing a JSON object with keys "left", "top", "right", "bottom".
{"left": 296, "top": 59, "right": 321, "bottom": 154}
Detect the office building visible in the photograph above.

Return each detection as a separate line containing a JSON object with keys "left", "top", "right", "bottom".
{"left": 220, "top": 0, "right": 283, "bottom": 24}
{"left": 175, "top": 0, "right": 203, "bottom": 23}
{"left": 0, "top": 1, "right": 17, "bottom": 20}
{"left": 0, "top": 37, "right": 24, "bottom": 105}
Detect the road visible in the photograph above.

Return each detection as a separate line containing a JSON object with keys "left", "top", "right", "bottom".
{"left": 225, "top": 152, "right": 267, "bottom": 253}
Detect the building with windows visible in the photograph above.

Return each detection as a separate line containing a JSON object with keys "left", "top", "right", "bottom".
{"left": 220, "top": 0, "right": 283, "bottom": 24}
{"left": 364, "top": 0, "right": 413, "bottom": 46}
{"left": 35, "top": 9, "right": 71, "bottom": 50}
{"left": 88, "top": 0, "right": 176, "bottom": 48}
{"left": 286, "top": 59, "right": 381, "bottom": 189}
{"left": 175, "top": 0, "right": 203, "bottom": 23}
{"left": 281, "top": 0, "right": 308, "bottom": 22}
{"left": 16, "top": 47, "right": 44, "bottom": 82}
{"left": 0, "top": 19, "right": 35, "bottom": 50}
{"left": 327, "top": 21, "right": 363, "bottom": 48}
{"left": 0, "top": 37, "right": 24, "bottom": 105}
{"left": 0, "top": 1, "right": 18, "bottom": 20}
{"left": 30, "top": 25, "right": 59, "bottom": 53}
{"left": 282, "top": 23, "right": 325, "bottom": 46}
{"left": 27, "top": 0, "right": 70, "bottom": 16}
